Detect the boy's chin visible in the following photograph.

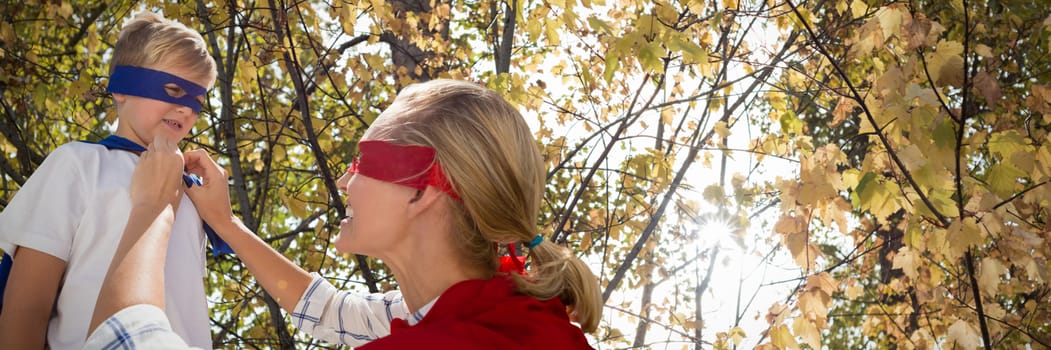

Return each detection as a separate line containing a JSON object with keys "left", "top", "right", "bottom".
{"left": 150, "top": 131, "right": 190, "bottom": 144}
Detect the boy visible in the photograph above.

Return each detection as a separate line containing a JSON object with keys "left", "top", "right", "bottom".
{"left": 0, "top": 12, "right": 216, "bottom": 349}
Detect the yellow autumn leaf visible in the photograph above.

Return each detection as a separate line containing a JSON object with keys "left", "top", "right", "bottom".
{"left": 856, "top": 176, "right": 898, "bottom": 220}
{"left": 904, "top": 13, "right": 945, "bottom": 49}
{"left": 544, "top": 18, "right": 562, "bottom": 46}
{"left": 841, "top": 169, "right": 861, "bottom": 189}
{"left": 587, "top": 16, "right": 613, "bottom": 35}
{"left": 989, "top": 130, "right": 1031, "bottom": 159}
{"left": 603, "top": 50, "right": 621, "bottom": 83}
{"left": 891, "top": 246, "right": 919, "bottom": 279}
{"left": 945, "top": 217, "right": 983, "bottom": 260}
{"left": 876, "top": 5, "right": 906, "bottom": 40}
{"left": 978, "top": 257, "right": 1007, "bottom": 296}
{"left": 830, "top": 97, "right": 856, "bottom": 127}
{"left": 835, "top": 0, "right": 848, "bottom": 15}
{"left": 281, "top": 191, "right": 309, "bottom": 218}
{"left": 973, "top": 71, "right": 1002, "bottom": 105}
{"left": 714, "top": 120, "right": 730, "bottom": 141}
{"left": 765, "top": 302, "right": 790, "bottom": 325}
{"left": 714, "top": 333, "right": 731, "bottom": 350}
{"left": 845, "top": 283, "right": 863, "bottom": 300}
{"left": 728, "top": 326, "right": 746, "bottom": 346}
{"left": 926, "top": 40, "right": 965, "bottom": 87}
{"left": 897, "top": 144, "right": 927, "bottom": 170}
{"left": 769, "top": 325, "right": 799, "bottom": 350}
{"left": 639, "top": 41, "right": 666, "bottom": 73}
{"left": 806, "top": 272, "right": 837, "bottom": 295}
{"left": 850, "top": 0, "right": 868, "bottom": 19}
{"left": 963, "top": 189, "right": 999, "bottom": 213}
{"left": 798, "top": 289, "right": 831, "bottom": 325}
{"left": 1036, "top": 142, "right": 1051, "bottom": 180}
{"left": 975, "top": 44, "right": 993, "bottom": 58}
{"left": 987, "top": 163, "right": 1027, "bottom": 198}
{"left": 792, "top": 317, "right": 821, "bottom": 349}
{"left": 774, "top": 212, "right": 803, "bottom": 236}
{"left": 0, "top": 22, "right": 15, "bottom": 47}
{"left": 946, "top": 320, "right": 982, "bottom": 350}
{"left": 654, "top": 0, "right": 678, "bottom": 23}
{"left": 339, "top": 3, "right": 358, "bottom": 34}
{"left": 702, "top": 184, "right": 727, "bottom": 205}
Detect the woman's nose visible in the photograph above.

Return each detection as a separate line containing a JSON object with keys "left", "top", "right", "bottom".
{"left": 337, "top": 168, "right": 351, "bottom": 192}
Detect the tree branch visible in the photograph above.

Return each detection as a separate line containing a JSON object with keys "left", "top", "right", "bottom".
{"left": 956, "top": 0, "right": 992, "bottom": 345}
{"left": 494, "top": 0, "right": 516, "bottom": 74}
{"left": 271, "top": 0, "right": 379, "bottom": 294}
{"left": 785, "top": 0, "right": 950, "bottom": 227}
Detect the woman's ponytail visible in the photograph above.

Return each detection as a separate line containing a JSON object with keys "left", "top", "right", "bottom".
{"left": 512, "top": 240, "right": 601, "bottom": 333}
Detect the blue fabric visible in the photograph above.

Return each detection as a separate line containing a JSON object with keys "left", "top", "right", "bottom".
{"left": 107, "top": 66, "right": 207, "bottom": 113}
{"left": 89, "top": 135, "right": 232, "bottom": 256}
{"left": 89, "top": 136, "right": 203, "bottom": 187}
{"left": 0, "top": 252, "right": 11, "bottom": 312}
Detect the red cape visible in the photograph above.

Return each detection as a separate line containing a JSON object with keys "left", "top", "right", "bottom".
{"left": 360, "top": 276, "right": 595, "bottom": 349}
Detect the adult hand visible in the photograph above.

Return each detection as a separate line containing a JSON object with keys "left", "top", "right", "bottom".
{"left": 184, "top": 149, "right": 235, "bottom": 226}
{"left": 131, "top": 135, "right": 184, "bottom": 210}
{"left": 89, "top": 135, "right": 183, "bottom": 337}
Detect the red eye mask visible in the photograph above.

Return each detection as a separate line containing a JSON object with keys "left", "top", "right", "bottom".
{"left": 349, "top": 140, "right": 461, "bottom": 201}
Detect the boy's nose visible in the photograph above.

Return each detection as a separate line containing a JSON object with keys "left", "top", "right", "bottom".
{"left": 181, "top": 105, "right": 195, "bottom": 114}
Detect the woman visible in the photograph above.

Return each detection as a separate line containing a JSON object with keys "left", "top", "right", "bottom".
{"left": 86, "top": 79, "right": 602, "bottom": 349}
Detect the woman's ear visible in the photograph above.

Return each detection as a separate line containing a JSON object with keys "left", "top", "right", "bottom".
{"left": 407, "top": 186, "right": 445, "bottom": 218}
{"left": 112, "top": 93, "right": 127, "bottom": 105}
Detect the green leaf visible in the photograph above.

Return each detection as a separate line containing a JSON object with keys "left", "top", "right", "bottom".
{"left": 603, "top": 51, "right": 621, "bottom": 83}
{"left": 639, "top": 41, "right": 665, "bottom": 72}
{"left": 987, "top": 163, "right": 1026, "bottom": 198}
{"left": 587, "top": 16, "right": 612, "bottom": 35}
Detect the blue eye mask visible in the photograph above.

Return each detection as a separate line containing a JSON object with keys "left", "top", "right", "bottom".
{"left": 107, "top": 65, "right": 208, "bottom": 113}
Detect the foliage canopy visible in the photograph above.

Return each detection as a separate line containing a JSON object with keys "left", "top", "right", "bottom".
{"left": 1, "top": 0, "right": 1048, "bottom": 348}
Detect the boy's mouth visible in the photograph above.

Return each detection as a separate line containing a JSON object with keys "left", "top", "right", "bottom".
{"left": 162, "top": 119, "right": 183, "bottom": 130}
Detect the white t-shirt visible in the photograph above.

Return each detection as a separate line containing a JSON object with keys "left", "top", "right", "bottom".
{"left": 0, "top": 142, "right": 211, "bottom": 350}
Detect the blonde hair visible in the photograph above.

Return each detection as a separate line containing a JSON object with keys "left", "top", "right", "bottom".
{"left": 109, "top": 12, "right": 217, "bottom": 87}
{"left": 366, "top": 79, "right": 602, "bottom": 333}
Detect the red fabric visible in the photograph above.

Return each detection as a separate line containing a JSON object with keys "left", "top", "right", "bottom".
{"left": 499, "top": 243, "right": 527, "bottom": 275}
{"left": 350, "top": 140, "right": 460, "bottom": 200}
{"left": 360, "top": 276, "right": 594, "bottom": 350}
{"left": 498, "top": 255, "right": 527, "bottom": 275}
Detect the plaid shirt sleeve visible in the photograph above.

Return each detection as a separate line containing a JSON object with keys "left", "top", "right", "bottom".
{"left": 83, "top": 304, "right": 199, "bottom": 350}
{"left": 290, "top": 272, "right": 411, "bottom": 347}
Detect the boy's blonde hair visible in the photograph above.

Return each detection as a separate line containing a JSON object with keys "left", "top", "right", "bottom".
{"left": 109, "top": 12, "right": 216, "bottom": 87}
{"left": 366, "top": 79, "right": 603, "bottom": 333}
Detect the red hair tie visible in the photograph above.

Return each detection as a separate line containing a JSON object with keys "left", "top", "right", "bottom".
{"left": 499, "top": 244, "right": 526, "bottom": 275}
{"left": 496, "top": 236, "right": 544, "bottom": 275}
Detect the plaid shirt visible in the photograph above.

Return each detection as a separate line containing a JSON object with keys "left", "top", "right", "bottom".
{"left": 84, "top": 273, "right": 435, "bottom": 349}
{"left": 83, "top": 304, "right": 199, "bottom": 350}
{"left": 291, "top": 273, "right": 434, "bottom": 346}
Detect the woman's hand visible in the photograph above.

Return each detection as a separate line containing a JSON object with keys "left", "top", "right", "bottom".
{"left": 131, "top": 135, "right": 184, "bottom": 210}
{"left": 184, "top": 149, "right": 236, "bottom": 227}
{"left": 90, "top": 135, "right": 183, "bottom": 335}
